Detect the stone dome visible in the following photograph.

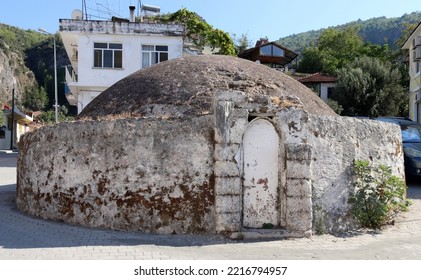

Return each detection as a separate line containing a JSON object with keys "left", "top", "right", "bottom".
{"left": 78, "top": 55, "right": 336, "bottom": 119}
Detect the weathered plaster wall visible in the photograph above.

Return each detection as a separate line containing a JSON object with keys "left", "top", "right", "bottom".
{"left": 276, "top": 109, "right": 405, "bottom": 234}
{"left": 16, "top": 90, "right": 405, "bottom": 237}
{"left": 17, "top": 116, "right": 215, "bottom": 234}
{"left": 309, "top": 115, "right": 405, "bottom": 233}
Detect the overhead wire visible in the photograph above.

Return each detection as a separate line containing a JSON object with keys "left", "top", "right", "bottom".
{"left": 82, "top": 0, "right": 126, "bottom": 20}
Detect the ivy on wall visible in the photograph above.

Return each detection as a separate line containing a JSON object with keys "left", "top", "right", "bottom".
{"left": 156, "top": 8, "right": 236, "bottom": 56}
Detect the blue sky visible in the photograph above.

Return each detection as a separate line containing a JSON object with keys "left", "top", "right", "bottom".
{"left": 1, "top": 0, "right": 420, "bottom": 44}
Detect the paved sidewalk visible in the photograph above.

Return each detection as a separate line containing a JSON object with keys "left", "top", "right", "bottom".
{"left": 1, "top": 153, "right": 421, "bottom": 260}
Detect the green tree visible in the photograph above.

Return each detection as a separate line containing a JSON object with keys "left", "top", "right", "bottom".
{"left": 360, "top": 42, "right": 393, "bottom": 63}
{"left": 277, "top": 12, "right": 421, "bottom": 55}
{"left": 395, "top": 22, "right": 419, "bottom": 49}
{"left": 23, "top": 86, "right": 49, "bottom": 111}
{"left": 332, "top": 56, "right": 406, "bottom": 116}
{"left": 37, "top": 106, "right": 74, "bottom": 124}
{"left": 233, "top": 33, "right": 252, "bottom": 54}
{"left": 298, "top": 26, "right": 364, "bottom": 74}
{"left": 395, "top": 23, "right": 419, "bottom": 88}
{"left": 297, "top": 46, "right": 325, "bottom": 73}
{"left": 156, "top": 8, "right": 236, "bottom": 56}
{"left": 319, "top": 26, "right": 364, "bottom": 71}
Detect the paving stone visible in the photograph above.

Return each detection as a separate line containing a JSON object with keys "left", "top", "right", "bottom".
{"left": 2, "top": 153, "right": 421, "bottom": 260}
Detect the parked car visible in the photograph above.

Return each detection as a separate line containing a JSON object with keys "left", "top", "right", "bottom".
{"left": 375, "top": 117, "right": 421, "bottom": 179}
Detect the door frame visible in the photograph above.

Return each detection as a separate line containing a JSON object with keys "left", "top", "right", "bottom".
{"left": 241, "top": 117, "right": 284, "bottom": 229}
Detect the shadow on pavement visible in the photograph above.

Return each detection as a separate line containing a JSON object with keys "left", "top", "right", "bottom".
{"left": 1, "top": 179, "right": 420, "bottom": 250}
{"left": 407, "top": 182, "right": 421, "bottom": 199}
{"left": 0, "top": 184, "right": 234, "bottom": 249}
{"left": 0, "top": 153, "right": 17, "bottom": 168}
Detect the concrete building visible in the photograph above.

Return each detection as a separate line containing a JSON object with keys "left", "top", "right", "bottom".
{"left": 59, "top": 6, "right": 184, "bottom": 114}
{"left": 0, "top": 105, "right": 32, "bottom": 150}
{"left": 297, "top": 72, "right": 337, "bottom": 102}
{"left": 402, "top": 22, "right": 421, "bottom": 122}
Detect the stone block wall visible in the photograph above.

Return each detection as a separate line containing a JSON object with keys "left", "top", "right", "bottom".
{"left": 213, "top": 92, "right": 247, "bottom": 233}
{"left": 17, "top": 116, "right": 215, "bottom": 234}
{"left": 213, "top": 91, "right": 290, "bottom": 234}
{"left": 285, "top": 143, "right": 312, "bottom": 235}
{"left": 276, "top": 109, "right": 405, "bottom": 234}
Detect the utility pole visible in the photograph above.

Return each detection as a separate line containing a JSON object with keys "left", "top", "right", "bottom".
{"left": 10, "top": 88, "right": 14, "bottom": 150}
{"left": 38, "top": 28, "right": 59, "bottom": 124}
{"left": 53, "top": 32, "right": 58, "bottom": 124}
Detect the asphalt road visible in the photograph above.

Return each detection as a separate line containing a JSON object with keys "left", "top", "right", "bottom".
{"left": 1, "top": 152, "right": 421, "bottom": 260}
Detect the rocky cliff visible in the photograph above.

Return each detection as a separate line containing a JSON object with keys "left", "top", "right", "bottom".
{"left": 0, "top": 43, "right": 37, "bottom": 106}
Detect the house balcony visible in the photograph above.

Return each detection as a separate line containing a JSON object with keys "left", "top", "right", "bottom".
{"left": 64, "top": 65, "right": 78, "bottom": 106}
{"left": 65, "top": 65, "right": 77, "bottom": 84}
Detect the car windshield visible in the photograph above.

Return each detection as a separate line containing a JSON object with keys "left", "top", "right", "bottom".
{"left": 401, "top": 125, "right": 421, "bottom": 143}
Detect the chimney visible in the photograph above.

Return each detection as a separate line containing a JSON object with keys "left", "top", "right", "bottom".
{"left": 129, "top": 6, "right": 136, "bottom": 22}
{"left": 255, "top": 38, "right": 269, "bottom": 47}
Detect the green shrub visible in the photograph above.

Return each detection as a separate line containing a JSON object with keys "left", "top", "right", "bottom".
{"left": 349, "top": 160, "right": 407, "bottom": 229}
{"left": 37, "top": 107, "right": 75, "bottom": 124}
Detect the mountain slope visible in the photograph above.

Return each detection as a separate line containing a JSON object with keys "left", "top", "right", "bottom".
{"left": 0, "top": 24, "right": 43, "bottom": 107}
{"left": 277, "top": 12, "right": 421, "bottom": 53}
{"left": 0, "top": 23, "right": 70, "bottom": 113}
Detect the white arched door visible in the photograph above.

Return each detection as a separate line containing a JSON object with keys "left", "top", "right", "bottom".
{"left": 242, "top": 119, "right": 279, "bottom": 228}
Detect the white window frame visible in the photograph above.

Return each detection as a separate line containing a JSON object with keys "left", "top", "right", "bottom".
{"left": 141, "top": 45, "right": 169, "bottom": 69}
{"left": 415, "top": 61, "right": 420, "bottom": 77}
{"left": 93, "top": 42, "right": 123, "bottom": 69}
{"left": 260, "top": 44, "right": 285, "bottom": 57}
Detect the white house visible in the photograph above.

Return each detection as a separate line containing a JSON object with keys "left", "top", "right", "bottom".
{"left": 297, "top": 72, "right": 337, "bottom": 102}
{"left": 0, "top": 105, "right": 33, "bottom": 150}
{"left": 402, "top": 22, "right": 421, "bottom": 122}
{"left": 59, "top": 7, "right": 184, "bottom": 114}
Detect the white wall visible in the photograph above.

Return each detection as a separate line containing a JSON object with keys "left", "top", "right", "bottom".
{"left": 0, "top": 130, "right": 11, "bottom": 150}
{"left": 78, "top": 91, "right": 102, "bottom": 113}
{"left": 320, "top": 83, "right": 335, "bottom": 101}
{"left": 77, "top": 34, "right": 183, "bottom": 88}
{"left": 0, "top": 123, "right": 29, "bottom": 150}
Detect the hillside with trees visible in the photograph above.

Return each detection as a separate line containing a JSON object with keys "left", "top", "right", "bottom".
{"left": 276, "top": 13, "right": 421, "bottom": 118}
{"left": 0, "top": 24, "right": 41, "bottom": 110}
{"left": 294, "top": 25, "right": 413, "bottom": 117}
{"left": 278, "top": 12, "right": 421, "bottom": 53}
{"left": 0, "top": 23, "right": 72, "bottom": 124}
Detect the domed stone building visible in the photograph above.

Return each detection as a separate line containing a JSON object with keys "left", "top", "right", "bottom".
{"left": 77, "top": 55, "right": 335, "bottom": 120}
{"left": 17, "top": 55, "right": 404, "bottom": 238}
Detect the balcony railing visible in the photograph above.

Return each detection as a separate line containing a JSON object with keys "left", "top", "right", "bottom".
{"left": 65, "top": 65, "right": 78, "bottom": 83}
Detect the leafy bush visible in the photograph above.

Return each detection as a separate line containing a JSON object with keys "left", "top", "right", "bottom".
{"left": 333, "top": 56, "right": 406, "bottom": 117}
{"left": 349, "top": 160, "right": 407, "bottom": 229}
{"left": 37, "top": 107, "right": 74, "bottom": 124}
{"left": 154, "top": 8, "right": 236, "bottom": 56}
{"left": 326, "top": 99, "right": 343, "bottom": 115}
{"left": 23, "top": 86, "right": 49, "bottom": 111}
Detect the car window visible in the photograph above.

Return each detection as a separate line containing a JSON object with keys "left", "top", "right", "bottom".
{"left": 401, "top": 125, "right": 421, "bottom": 143}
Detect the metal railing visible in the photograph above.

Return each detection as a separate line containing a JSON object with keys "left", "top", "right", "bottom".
{"left": 65, "top": 65, "right": 78, "bottom": 83}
